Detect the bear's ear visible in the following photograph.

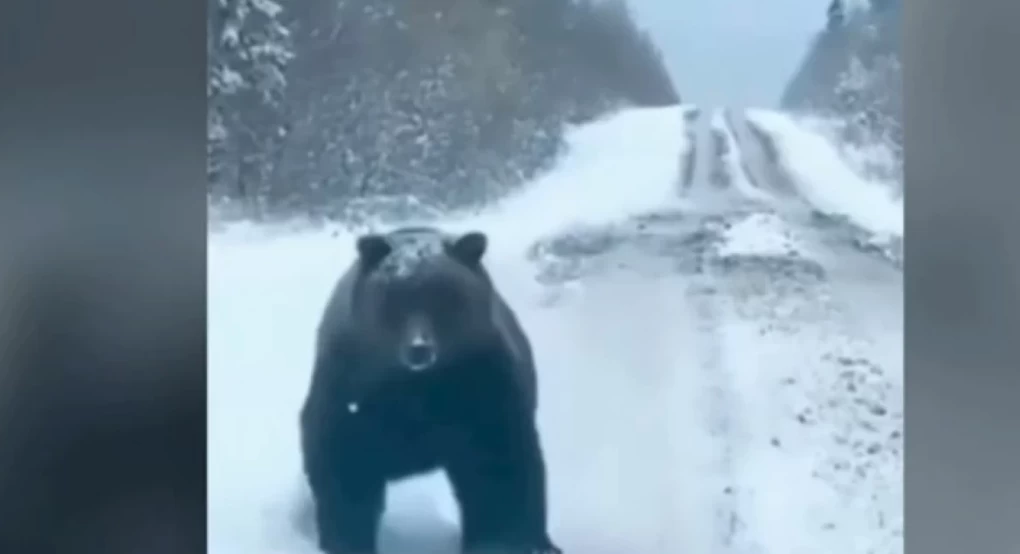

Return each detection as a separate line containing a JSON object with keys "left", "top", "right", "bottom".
{"left": 356, "top": 234, "right": 392, "bottom": 268}
{"left": 448, "top": 231, "right": 488, "bottom": 265}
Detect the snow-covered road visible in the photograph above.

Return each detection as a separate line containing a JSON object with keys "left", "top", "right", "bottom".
{"left": 208, "top": 105, "right": 903, "bottom": 554}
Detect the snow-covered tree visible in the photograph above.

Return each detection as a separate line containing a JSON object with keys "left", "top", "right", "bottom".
{"left": 782, "top": 0, "right": 901, "bottom": 155}
{"left": 833, "top": 54, "right": 901, "bottom": 153}
{"left": 208, "top": 0, "right": 294, "bottom": 208}
{"left": 827, "top": 0, "right": 845, "bottom": 29}
{"left": 208, "top": 0, "right": 678, "bottom": 220}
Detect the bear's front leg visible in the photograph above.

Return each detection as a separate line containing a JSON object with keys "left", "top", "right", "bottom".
{"left": 302, "top": 417, "right": 386, "bottom": 554}
{"left": 444, "top": 409, "right": 561, "bottom": 554}
{"left": 308, "top": 469, "right": 386, "bottom": 554}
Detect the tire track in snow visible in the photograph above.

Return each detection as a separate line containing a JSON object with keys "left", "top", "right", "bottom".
{"left": 679, "top": 108, "right": 701, "bottom": 193}
{"left": 678, "top": 160, "right": 755, "bottom": 553}
{"left": 686, "top": 269, "right": 745, "bottom": 552}
{"left": 527, "top": 105, "right": 901, "bottom": 554}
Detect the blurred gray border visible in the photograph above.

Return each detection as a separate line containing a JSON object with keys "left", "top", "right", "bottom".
{"left": 0, "top": 0, "right": 206, "bottom": 552}
{"left": 905, "top": 1, "right": 1020, "bottom": 553}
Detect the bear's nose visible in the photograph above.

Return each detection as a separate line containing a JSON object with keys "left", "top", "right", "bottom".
{"left": 402, "top": 343, "right": 437, "bottom": 371}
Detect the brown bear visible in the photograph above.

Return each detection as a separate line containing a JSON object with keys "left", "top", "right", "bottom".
{"left": 300, "top": 226, "right": 561, "bottom": 554}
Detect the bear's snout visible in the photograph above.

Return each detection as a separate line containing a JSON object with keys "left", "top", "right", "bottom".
{"left": 401, "top": 340, "right": 437, "bottom": 371}
{"left": 399, "top": 319, "right": 438, "bottom": 371}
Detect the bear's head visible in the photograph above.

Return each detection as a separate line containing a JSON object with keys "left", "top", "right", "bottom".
{"left": 351, "top": 228, "right": 496, "bottom": 372}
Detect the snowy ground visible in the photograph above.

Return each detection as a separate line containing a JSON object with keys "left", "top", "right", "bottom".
{"left": 208, "top": 105, "right": 903, "bottom": 554}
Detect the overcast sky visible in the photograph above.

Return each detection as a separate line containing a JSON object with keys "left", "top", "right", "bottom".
{"left": 627, "top": 0, "right": 827, "bottom": 108}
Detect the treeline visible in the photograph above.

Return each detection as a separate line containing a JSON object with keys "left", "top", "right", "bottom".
{"left": 208, "top": 0, "right": 679, "bottom": 221}
{"left": 782, "top": 0, "right": 901, "bottom": 154}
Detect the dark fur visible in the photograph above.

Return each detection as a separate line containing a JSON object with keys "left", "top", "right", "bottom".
{"left": 300, "top": 227, "right": 558, "bottom": 554}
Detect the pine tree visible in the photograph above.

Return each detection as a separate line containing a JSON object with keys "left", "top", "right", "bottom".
{"left": 208, "top": 0, "right": 294, "bottom": 210}
{"left": 207, "top": 0, "right": 679, "bottom": 219}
